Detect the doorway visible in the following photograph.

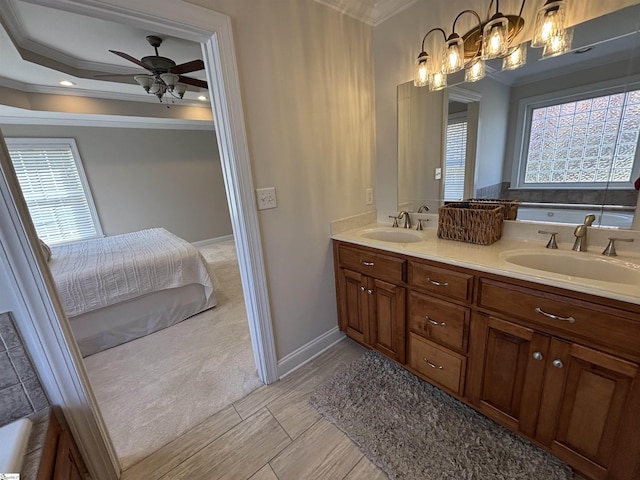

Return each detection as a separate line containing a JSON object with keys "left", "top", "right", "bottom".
{"left": 0, "top": 1, "right": 276, "bottom": 478}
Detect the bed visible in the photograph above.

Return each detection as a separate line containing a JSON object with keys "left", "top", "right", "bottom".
{"left": 48, "top": 228, "right": 217, "bottom": 357}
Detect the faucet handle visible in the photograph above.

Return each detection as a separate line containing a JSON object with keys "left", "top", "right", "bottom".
{"left": 602, "top": 237, "right": 634, "bottom": 257}
{"left": 538, "top": 230, "right": 558, "bottom": 249}
{"left": 416, "top": 218, "right": 429, "bottom": 231}
{"left": 584, "top": 214, "right": 596, "bottom": 227}
{"left": 388, "top": 215, "right": 399, "bottom": 228}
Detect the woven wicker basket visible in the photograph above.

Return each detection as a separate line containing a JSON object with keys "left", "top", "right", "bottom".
{"left": 437, "top": 202, "right": 504, "bottom": 245}
{"left": 465, "top": 198, "right": 519, "bottom": 221}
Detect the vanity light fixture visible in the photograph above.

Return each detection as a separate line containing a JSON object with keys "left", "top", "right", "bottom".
{"left": 413, "top": 0, "right": 572, "bottom": 90}
{"left": 414, "top": 28, "right": 447, "bottom": 87}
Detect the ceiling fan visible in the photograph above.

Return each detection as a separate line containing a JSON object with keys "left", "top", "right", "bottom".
{"left": 103, "top": 35, "right": 208, "bottom": 103}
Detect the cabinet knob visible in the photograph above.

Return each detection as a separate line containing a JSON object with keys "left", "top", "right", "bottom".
{"left": 532, "top": 351, "right": 543, "bottom": 361}
{"left": 552, "top": 359, "right": 564, "bottom": 369}
{"left": 367, "top": 289, "right": 374, "bottom": 295}
{"left": 360, "top": 286, "right": 365, "bottom": 292}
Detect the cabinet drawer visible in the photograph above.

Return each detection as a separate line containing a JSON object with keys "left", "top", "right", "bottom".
{"left": 409, "top": 291, "right": 469, "bottom": 353}
{"left": 338, "top": 244, "right": 406, "bottom": 283}
{"left": 408, "top": 333, "right": 466, "bottom": 395}
{"left": 409, "top": 261, "right": 473, "bottom": 302}
{"left": 478, "top": 278, "right": 640, "bottom": 357}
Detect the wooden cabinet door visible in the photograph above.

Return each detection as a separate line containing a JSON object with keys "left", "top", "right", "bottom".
{"left": 369, "top": 278, "right": 406, "bottom": 364}
{"left": 338, "top": 268, "right": 369, "bottom": 345}
{"left": 468, "top": 313, "right": 549, "bottom": 437}
{"left": 53, "top": 430, "right": 88, "bottom": 480}
{"left": 536, "top": 340, "right": 638, "bottom": 480}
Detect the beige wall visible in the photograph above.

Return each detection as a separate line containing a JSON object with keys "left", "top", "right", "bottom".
{"left": 373, "top": 0, "right": 640, "bottom": 214}
{"left": 188, "top": 0, "right": 376, "bottom": 358}
{"left": 0, "top": 124, "right": 231, "bottom": 243}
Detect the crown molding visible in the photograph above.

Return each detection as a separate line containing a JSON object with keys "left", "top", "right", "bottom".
{"left": 314, "top": 0, "right": 417, "bottom": 26}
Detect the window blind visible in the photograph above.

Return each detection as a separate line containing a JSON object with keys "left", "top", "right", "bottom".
{"left": 6, "top": 139, "right": 102, "bottom": 245}
{"left": 444, "top": 121, "right": 468, "bottom": 201}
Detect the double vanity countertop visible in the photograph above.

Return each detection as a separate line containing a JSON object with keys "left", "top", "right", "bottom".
{"left": 332, "top": 219, "right": 640, "bottom": 306}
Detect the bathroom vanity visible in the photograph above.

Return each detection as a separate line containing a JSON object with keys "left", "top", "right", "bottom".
{"left": 332, "top": 223, "right": 640, "bottom": 480}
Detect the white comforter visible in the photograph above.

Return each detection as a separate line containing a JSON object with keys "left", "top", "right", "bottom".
{"left": 49, "top": 228, "right": 215, "bottom": 317}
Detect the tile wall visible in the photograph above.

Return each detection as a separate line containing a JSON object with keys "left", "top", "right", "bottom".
{"left": 0, "top": 311, "right": 49, "bottom": 426}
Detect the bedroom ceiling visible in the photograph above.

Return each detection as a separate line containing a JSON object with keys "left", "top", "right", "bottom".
{"left": 0, "top": 0, "right": 210, "bottom": 113}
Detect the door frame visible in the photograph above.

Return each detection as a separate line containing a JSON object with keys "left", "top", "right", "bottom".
{"left": 0, "top": 1, "right": 277, "bottom": 478}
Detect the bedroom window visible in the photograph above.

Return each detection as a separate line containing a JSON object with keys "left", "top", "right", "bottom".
{"left": 444, "top": 117, "right": 468, "bottom": 201}
{"left": 5, "top": 138, "right": 103, "bottom": 245}
{"left": 516, "top": 88, "right": 640, "bottom": 189}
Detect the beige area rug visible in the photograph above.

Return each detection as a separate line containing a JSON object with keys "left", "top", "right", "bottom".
{"left": 83, "top": 240, "right": 263, "bottom": 470}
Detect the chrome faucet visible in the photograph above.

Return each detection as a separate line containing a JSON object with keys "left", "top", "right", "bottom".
{"left": 397, "top": 211, "right": 411, "bottom": 229}
{"left": 572, "top": 214, "right": 596, "bottom": 252}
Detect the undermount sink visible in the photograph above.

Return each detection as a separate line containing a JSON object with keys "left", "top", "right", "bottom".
{"left": 360, "top": 227, "right": 423, "bottom": 243}
{"left": 500, "top": 249, "right": 640, "bottom": 285}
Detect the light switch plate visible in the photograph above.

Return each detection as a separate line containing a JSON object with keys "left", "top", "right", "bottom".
{"left": 435, "top": 167, "right": 442, "bottom": 180}
{"left": 365, "top": 188, "right": 374, "bottom": 205}
{"left": 256, "top": 187, "right": 277, "bottom": 210}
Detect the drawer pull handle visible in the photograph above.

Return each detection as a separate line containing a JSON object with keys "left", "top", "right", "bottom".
{"left": 426, "top": 316, "right": 446, "bottom": 327}
{"left": 361, "top": 261, "right": 375, "bottom": 266}
{"left": 534, "top": 307, "right": 576, "bottom": 324}
{"left": 423, "top": 357, "right": 443, "bottom": 370}
{"left": 427, "top": 278, "right": 449, "bottom": 287}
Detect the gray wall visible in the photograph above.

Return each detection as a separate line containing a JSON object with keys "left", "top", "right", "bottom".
{"left": 0, "top": 125, "right": 231, "bottom": 243}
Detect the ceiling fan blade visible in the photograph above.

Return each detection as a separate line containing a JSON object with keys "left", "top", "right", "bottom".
{"left": 171, "top": 59, "right": 205, "bottom": 75}
{"left": 179, "top": 76, "right": 208, "bottom": 89}
{"left": 109, "top": 50, "right": 153, "bottom": 71}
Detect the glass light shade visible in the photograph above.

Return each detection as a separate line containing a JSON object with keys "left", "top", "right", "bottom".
{"left": 532, "top": 0, "right": 566, "bottom": 48}
{"left": 174, "top": 83, "right": 188, "bottom": 98}
{"left": 443, "top": 36, "right": 464, "bottom": 74}
{"left": 414, "top": 53, "right": 430, "bottom": 87}
{"left": 429, "top": 71, "right": 447, "bottom": 91}
{"left": 502, "top": 44, "right": 527, "bottom": 70}
{"left": 149, "top": 81, "right": 167, "bottom": 96}
{"left": 542, "top": 27, "right": 573, "bottom": 58}
{"left": 134, "top": 74, "right": 154, "bottom": 92}
{"left": 160, "top": 72, "right": 179, "bottom": 89}
{"left": 465, "top": 58, "right": 485, "bottom": 82}
{"left": 482, "top": 16, "right": 510, "bottom": 59}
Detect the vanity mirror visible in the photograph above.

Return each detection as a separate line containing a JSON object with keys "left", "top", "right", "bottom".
{"left": 398, "top": 3, "right": 640, "bottom": 229}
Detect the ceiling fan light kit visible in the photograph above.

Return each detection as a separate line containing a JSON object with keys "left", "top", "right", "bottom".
{"left": 109, "top": 35, "right": 207, "bottom": 105}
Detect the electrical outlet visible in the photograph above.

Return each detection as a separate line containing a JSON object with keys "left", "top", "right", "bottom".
{"left": 435, "top": 167, "right": 442, "bottom": 180}
{"left": 256, "top": 187, "right": 277, "bottom": 210}
{"left": 365, "top": 188, "right": 374, "bottom": 205}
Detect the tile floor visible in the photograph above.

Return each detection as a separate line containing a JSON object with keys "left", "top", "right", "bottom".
{"left": 120, "top": 339, "right": 387, "bottom": 480}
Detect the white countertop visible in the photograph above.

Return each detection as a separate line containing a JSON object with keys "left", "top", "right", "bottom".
{"left": 332, "top": 223, "right": 640, "bottom": 306}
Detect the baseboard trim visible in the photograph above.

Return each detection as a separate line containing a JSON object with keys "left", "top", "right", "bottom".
{"left": 192, "top": 234, "right": 234, "bottom": 248}
{"left": 277, "top": 327, "right": 346, "bottom": 379}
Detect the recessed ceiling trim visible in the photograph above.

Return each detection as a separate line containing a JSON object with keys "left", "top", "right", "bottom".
{"left": 0, "top": 76, "right": 209, "bottom": 107}
{"left": 0, "top": 110, "right": 215, "bottom": 130}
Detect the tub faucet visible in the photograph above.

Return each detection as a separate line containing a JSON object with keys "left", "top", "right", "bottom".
{"left": 397, "top": 211, "right": 411, "bottom": 229}
{"left": 572, "top": 214, "right": 596, "bottom": 252}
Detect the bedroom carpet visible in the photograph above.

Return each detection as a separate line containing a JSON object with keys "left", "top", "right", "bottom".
{"left": 310, "top": 350, "right": 574, "bottom": 480}
{"left": 83, "top": 240, "right": 262, "bottom": 470}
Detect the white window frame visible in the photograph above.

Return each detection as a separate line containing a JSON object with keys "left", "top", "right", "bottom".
{"left": 444, "top": 112, "right": 468, "bottom": 201}
{"left": 5, "top": 137, "right": 103, "bottom": 244}
{"left": 510, "top": 78, "right": 640, "bottom": 191}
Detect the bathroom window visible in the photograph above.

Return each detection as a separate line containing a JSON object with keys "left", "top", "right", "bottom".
{"left": 517, "top": 88, "right": 640, "bottom": 189}
{"left": 444, "top": 117, "right": 467, "bottom": 201}
{"left": 6, "top": 138, "right": 103, "bottom": 245}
